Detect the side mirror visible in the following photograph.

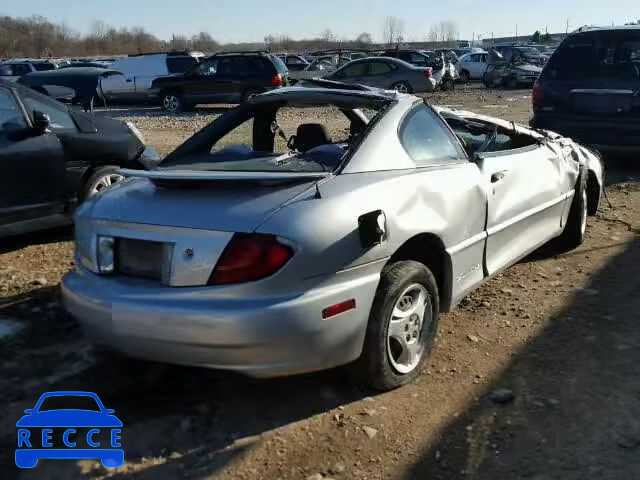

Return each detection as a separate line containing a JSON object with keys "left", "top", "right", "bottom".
{"left": 24, "top": 409, "right": 34, "bottom": 414}
{"left": 32, "top": 110, "right": 51, "bottom": 134}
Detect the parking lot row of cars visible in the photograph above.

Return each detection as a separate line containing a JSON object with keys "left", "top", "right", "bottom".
{"left": 0, "top": 44, "right": 551, "bottom": 113}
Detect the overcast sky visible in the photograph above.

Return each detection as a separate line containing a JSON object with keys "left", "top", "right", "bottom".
{"left": 3, "top": 0, "right": 639, "bottom": 43}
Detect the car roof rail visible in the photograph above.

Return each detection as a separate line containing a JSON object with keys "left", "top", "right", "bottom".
{"left": 128, "top": 50, "right": 200, "bottom": 57}
{"left": 311, "top": 48, "right": 373, "bottom": 56}
{"left": 211, "top": 50, "right": 269, "bottom": 56}
{"left": 296, "top": 78, "right": 377, "bottom": 92}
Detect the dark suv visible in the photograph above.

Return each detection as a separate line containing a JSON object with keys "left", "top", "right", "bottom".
{"left": 150, "top": 51, "right": 289, "bottom": 112}
{"left": 531, "top": 26, "right": 640, "bottom": 153}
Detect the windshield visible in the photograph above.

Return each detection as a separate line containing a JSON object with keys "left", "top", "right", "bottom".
{"left": 546, "top": 30, "right": 640, "bottom": 80}
{"left": 160, "top": 101, "right": 389, "bottom": 173}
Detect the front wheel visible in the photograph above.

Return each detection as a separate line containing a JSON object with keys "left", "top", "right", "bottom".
{"left": 82, "top": 166, "right": 124, "bottom": 200}
{"left": 459, "top": 70, "right": 470, "bottom": 83}
{"left": 391, "top": 81, "right": 413, "bottom": 94}
{"left": 350, "top": 261, "right": 440, "bottom": 391}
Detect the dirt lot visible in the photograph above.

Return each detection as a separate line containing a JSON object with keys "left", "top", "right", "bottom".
{"left": 1, "top": 84, "right": 639, "bottom": 480}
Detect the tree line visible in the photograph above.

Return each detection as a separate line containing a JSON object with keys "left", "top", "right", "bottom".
{"left": 0, "top": 14, "right": 461, "bottom": 58}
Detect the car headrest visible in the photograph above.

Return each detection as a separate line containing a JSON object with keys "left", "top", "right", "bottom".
{"left": 292, "top": 123, "right": 332, "bottom": 152}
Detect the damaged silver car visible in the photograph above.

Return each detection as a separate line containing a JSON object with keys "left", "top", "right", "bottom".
{"left": 62, "top": 84, "right": 603, "bottom": 391}
{"left": 483, "top": 48, "right": 543, "bottom": 89}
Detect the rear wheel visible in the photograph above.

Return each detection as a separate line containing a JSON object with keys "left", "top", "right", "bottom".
{"left": 505, "top": 75, "right": 519, "bottom": 89}
{"left": 441, "top": 77, "right": 455, "bottom": 91}
{"left": 350, "top": 261, "right": 440, "bottom": 391}
{"left": 391, "top": 81, "right": 413, "bottom": 94}
{"left": 553, "top": 167, "right": 588, "bottom": 251}
{"left": 161, "top": 92, "right": 182, "bottom": 113}
{"left": 82, "top": 166, "right": 124, "bottom": 200}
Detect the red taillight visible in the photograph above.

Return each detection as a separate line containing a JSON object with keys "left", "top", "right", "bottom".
{"left": 532, "top": 80, "right": 544, "bottom": 110}
{"left": 208, "top": 234, "right": 293, "bottom": 285}
{"left": 322, "top": 299, "right": 356, "bottom": 320}
{"left": 424, "top": 68, "right": 433, "bottom": 78}
{"left": 271, "top": 74, "right": 284, "bottom": 87}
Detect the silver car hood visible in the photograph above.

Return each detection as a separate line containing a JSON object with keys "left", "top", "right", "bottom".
{"left": 77, "top": 176, "right": 319, "bottom": 232}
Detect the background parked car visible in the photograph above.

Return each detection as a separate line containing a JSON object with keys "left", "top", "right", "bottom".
{"left": 379, "top": 49, "right": 433, "bottom": 68}
{"left": 277, "top": 54, "right": 309, "bottom": 71}
{"left": 457, "top": 52, "right": 489, "bottom": 82}
{"left": 149, "top": 51, "right": 289, "bottom": 112}
{"left": 0, "top": 59, "right": 62, "bottom": 82}
{"left": 17, "top": 67, "right": 121, "bottom": 111}
{"left": 493, "top": 45, "right": 548, "bottom": 66}
{"left": 325, "top": 57, "right": 436, "bottom": 93}
{"left": 99, "top": 51, "right": 203, "bottom": 103}
{"left": 531, "top": 25, "right": 640, "bottom": 153}
{"left": 0, "top": 80, "right": 158, "bottom": 236}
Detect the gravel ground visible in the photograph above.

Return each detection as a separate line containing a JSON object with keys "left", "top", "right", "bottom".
{"left": 1, "top": 84, "right": 639, "bottom": 480}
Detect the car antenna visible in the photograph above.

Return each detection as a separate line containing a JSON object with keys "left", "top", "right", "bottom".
{"left": 315, "top": 184, "right": 322, "bottom": 199}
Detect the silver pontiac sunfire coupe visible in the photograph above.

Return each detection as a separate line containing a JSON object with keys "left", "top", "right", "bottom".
{"left": 62, "top": 85, "right": 603, "bottom": 391}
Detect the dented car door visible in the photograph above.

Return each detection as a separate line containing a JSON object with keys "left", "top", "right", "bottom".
{"left": 477, "top": 142, "right": 568, "bottom": 275}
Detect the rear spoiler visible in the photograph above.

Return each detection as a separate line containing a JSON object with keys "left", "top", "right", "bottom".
{"left": 120, "top": 169, "right": 330, "bottom": 182}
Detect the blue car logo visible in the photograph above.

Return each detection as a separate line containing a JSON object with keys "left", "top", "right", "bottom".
{"left": 16, "top": 391, "right": 123, "bottom": 469}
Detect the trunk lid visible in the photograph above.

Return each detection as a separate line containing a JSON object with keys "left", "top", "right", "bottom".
{"left": 80, "top": 173, "right": 323, "bottom": 232}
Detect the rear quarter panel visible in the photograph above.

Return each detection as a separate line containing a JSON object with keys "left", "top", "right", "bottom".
{"left": 256, "top": 164, "right": 486, "bottom": 312}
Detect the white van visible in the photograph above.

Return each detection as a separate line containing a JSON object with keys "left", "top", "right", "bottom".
{"left": 100, "top": 51, "right": 203, "bottom": 103}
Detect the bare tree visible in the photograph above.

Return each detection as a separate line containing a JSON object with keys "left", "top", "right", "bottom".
{"left": 319, "top": 29, "right": 336, "bottom": 48}
{"left": 169, "top": 34, "right": 189, "bottom": 51}
{"left": 264, "top": 35, "right": 276, "bottom": 51}
{"left": 191, "top": 32, "right": 219, "bottom": 52}
{"left": 383, "top": 16, "right": 404, "bottom": 47}
{"left": 427, "top": 25, "right": 439, "bottom": 43}
{"left": 427, "top": 20, "right": 459, "bottom": 46}
{"left": 355, "top": 32, "right": 373, "bottom": 49}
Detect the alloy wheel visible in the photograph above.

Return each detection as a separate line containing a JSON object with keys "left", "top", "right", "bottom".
{"left": 386, "top": 284, "right": 431, "bottom": 374}
{"left": 394, "top": 83, "right": 410, "bottom": 94}
{"left": 163, "top": 95, "right": 180, "bottom": 113}
{"left": 90, "top": 173, "right": 124, "bottom": 196}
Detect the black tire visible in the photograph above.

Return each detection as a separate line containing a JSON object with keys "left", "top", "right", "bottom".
{"left": 553, "top": 167, "right": 588, "bottom": 251}
{"left": 81, "top": 165, "right": 124, "bottom": 201}
{"left": 391, "top": 81, "right": 413, "bottom": 94}
{"left": 459, "top": 70, "right": 470, "bottom": 83}
{"left": 442, "top": 77, "right": 456, "bottom": 91}
{"left": 160, "top": 91, "right": 183, "bottom": 113}
{"left": 505, "top": 75, "right": 519, "bottom": 89}
{"left": 350, "top": 260, "right": 440, "bottom": 391}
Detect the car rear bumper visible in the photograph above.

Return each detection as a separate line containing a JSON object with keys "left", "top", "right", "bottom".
{"left": 532, "top": 113, "right": 640, "bottom": 152}
{"left": 62, "top": 262, "right": 383, "bottom": 378}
